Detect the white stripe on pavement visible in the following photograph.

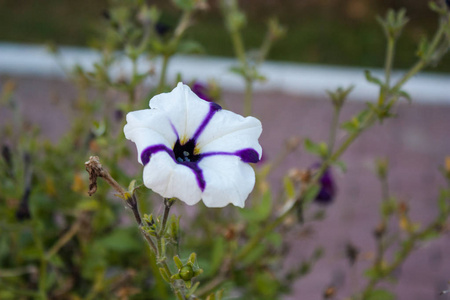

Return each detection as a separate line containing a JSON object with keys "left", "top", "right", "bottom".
{"left": 0, "top": 42, "right": 449, "bottom": 104}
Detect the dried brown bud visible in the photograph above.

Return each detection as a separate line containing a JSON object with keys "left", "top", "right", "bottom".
{"left": 398, "top": 201, "right": 409, "bottom": 214}
{"left": 288, "top": 168, "right": 303, "bottom": 183}
{"left": 345, "top": 243, "right": 359, "bottom": 266}
{"left": 323, "top": 286, "right": 336, "bottom": 299}
{"left": 299, "top": 169, "right": 312, "bottom": 184}
{"left": 286, "top": 136, "right": 301, "bottom": 151}
{"left": 374, "top": 222, "right": 386, "bottom": 239}
{"left": 85, "top": 156, "right": 103, "bottom": 196}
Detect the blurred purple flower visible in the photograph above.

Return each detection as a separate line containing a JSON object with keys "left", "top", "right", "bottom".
{"left": 313, "top": 163, "right": 336, "bottom": 204}
{"left": 155, "top": 22, "right": 171, "bottom": 36}
{"left": 114, "top": 109, "right": 124, "bottom": 122}
{"left": 191, "top": 82, "right": 214, "bottom": 102}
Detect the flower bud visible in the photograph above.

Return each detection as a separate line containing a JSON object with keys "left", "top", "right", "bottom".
{"left": 179, "top": 265, "right": 194, "bottom": 281}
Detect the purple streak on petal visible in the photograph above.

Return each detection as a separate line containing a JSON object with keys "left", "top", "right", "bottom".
{"left": 235, "top": 148, "right": 260, "bottom": 163}
{"left": 199, "top": 148, "right": 260, "bottom": 163}
{"left": 192, "top": 102, "right": 222, "bottom": 141}
{"left": 170, "top": 121, "right": 179, "bottom": 139}
{"left": 179, "top": 161, "right": 206, "bottom": 191}
{"left": 141, "top": 144, "right": 174, "bottom": 165}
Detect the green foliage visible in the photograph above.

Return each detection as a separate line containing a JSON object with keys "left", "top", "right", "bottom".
{"left": 303, "top": 138, "right": 328, "bottom": 159}
{"left": 365, "top": 289, "right": 396, "bottom": 300}
{"left": 341, "top": 109, "right": 371, "bottom": 133}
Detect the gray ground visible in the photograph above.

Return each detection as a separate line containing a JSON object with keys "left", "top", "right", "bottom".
{"left": 1, "top": 75, "right": 450, "bottom": 300}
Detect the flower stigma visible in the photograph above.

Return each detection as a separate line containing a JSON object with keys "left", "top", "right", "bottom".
{"left": 174, "top": 139, "right": 199, "bottom": 163}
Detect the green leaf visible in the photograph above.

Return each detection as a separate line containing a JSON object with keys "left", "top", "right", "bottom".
{"left": 159, "top": 267, "right": 171, "bottom": 283}
{"left": 177, "top": 40, "right": 205, "bottom": 54}
{"left": 438, "top": 189, "right": 450, "bottom": 214}
{"left": 242, "top": 243, "right": 266, "bottom": 265}
{"left": 364, "top": 267, "right": 380, "bottom": 280}
{"left": 266, "top": 232, "right": 282, "bottom": 247}
{"left": 173, "top": 0, "right": 196, "bottom": 11}
{"left": 380, "top": 197, "right": 397, "bottom": 217}
{"left": 303, "top": 184, "right": 320, "bottom": 203}
{"left": 341, "top": 119, "right": 359, "bottom": 133}
{"left": 97, "top": 228, "right": 142, "bottom": 253}
{"left": 186, "top": 281, "right": 200, "bottom": 297}
{"left": 365, "top": 289, "right": 396, "bottom": 300}
{"left": 239, "top": 208, "right": 262, "bottom": 222}
{"left": 229, "top": 65, "right": 246, "bottom": 77}
{"left": 365, "top": 70, "right": 384, "bottom": 87}
{"left": 333, "top": 160, "right": 347, "bottom": 173}
{"left": 304, "top": 138, "right": 327, "bottom": 158}
{"left": 240, "top": 189, "right": 272, "bottom": 222}
{"left": 206, "top": 292, "right": 216, "bottom": 300}
{"left": 209, "top": 237, "right": 226, "bottom": 275}
{"left": 254, "top": 272, "right": 279, "bottom": 297}
{"left": 398, "top": 90, "right": 412, "bottom": 103}
{"left": 429, "top": 1, "right": 447, "bottom": 15}
{"left": 341, "top": 109, "right": 370, "bottom": 133}
{"left": 257, "top": 189, "right": 273, "bottom": 219}
{"left": 420, "top": 230, "right": 440, "bottom": 241}
{"left": 283, "top": 176, "right": 296, "bottom": 198}
{"left": 76, "top": 199, "right": 100, "bottom": 212}
{"left": 173, "top": 255, "right": 183, "bottom": 269}
{"left": 416, "top": 36, "right": 429, "bottom": 59}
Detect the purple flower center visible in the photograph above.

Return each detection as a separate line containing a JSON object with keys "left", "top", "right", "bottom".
{"left": 173, "top": 139, "right": 199, "bottom": 163}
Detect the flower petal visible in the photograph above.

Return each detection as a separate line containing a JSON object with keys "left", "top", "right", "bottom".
{"left": 199, "top": 155, "right": 256, "bottom": 208}
{"left": 149, "top": 83, "right": 212, "bottom": 144}
{"left": 124, "top": 127, "right": 172, "bottom": 165}
{"left": 143, "top": 152, "right": 202, "bottom": 205}
{"left": 124, "top": 109, "right": 177, "bottom": 143}
{"left": 196, "top": 109, "right": 262, "bottom": 159}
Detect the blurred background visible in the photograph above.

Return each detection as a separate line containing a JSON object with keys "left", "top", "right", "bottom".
{"left": 1, "top": 0, "right": 449, "bottom": 71}
{"left": 1, "top": 1, "right": 450, "bottom": 300}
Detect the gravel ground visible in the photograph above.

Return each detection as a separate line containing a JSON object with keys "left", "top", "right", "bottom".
{"left": 1, "top": 75, "right": 450, "bottom": 300}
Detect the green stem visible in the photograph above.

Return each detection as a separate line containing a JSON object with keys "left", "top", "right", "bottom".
{"left": 391, "top": 59, "right": 426, "bottom": 94}
{"left": 140, "top": 227, "right": 158, "bottom": 253}
{"left": 229, "top": 24, "right": 255, "bottom": 116}
{"left": 235, "top": 200, "right": 291, "bottom": 261}
{"left": 384, "top": 37, "right": 395, "bottom": 90}
{"left": 243, "top": 79, "right": 253, "bottom": 116}
{"left": 327, "top": 107, "right": 341, "bottom": 156}
{"left": 173, "top": 11, "right": 192, "bottom": 42}
{"left": 158, "top": 198, "right": 174, "bottom": 237}
{"left": 361, "top": 219, "right": 443, "bottom": 299}
{"left": 237, "top": 109, "right": 377, "bottom": 262}
{"left": 391, "top": 21, "right": 446, "bottom": 94}
{"left": 127, "top": 57, "right": 138, "bottom": 106}
{"left": 256, "top": 31, "right": 273, "bottom": 66}
{"left": 230, "top": 28, "right": 247, "bottom": 68}
{"left": 157, "top": 54, "right": 170, "bottom": 94}
{"left": 45, "top": 219, "right": 80, "bottom": 260}
{"left": 32, "top": 225, "right": 48, "bottom": 300}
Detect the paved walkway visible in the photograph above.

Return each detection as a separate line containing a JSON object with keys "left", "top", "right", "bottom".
{"left": 0, "top": 42, "right": 449, "bottom": 104}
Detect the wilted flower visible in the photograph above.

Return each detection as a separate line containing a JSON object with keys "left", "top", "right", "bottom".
{"left": 191, "top": 81, "right": 214, "bottom": 102}
{"left": 124, "top": 83, "right": 262, "bottom": 207}
{"left": 312, "top": 163, "right": 336, "bottom": 204}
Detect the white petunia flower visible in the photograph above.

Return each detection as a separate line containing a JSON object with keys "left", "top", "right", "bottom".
{"left": 124, "top": 82, "right": 262, "bottom": 208}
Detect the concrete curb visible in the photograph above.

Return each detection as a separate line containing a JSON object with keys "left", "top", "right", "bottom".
{"left": 1, "top": 42, "right": 449, "bottom": 104}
